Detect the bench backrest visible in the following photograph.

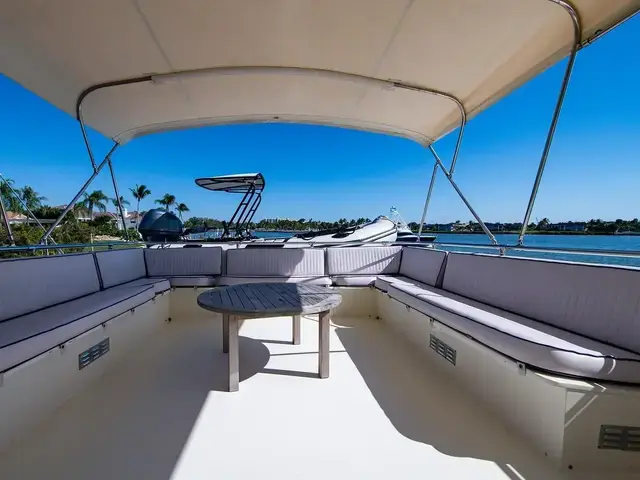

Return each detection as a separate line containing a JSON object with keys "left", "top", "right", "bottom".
{"left": 0, "top": 253, "right": 100, "bottom": 321}
{"left": 225, "top": 248, "right": 324, "bottom": 277}
{"left": 326, "top": 246, "right": 401, "bottom": 276}
{"left": 399, "top": 247, "right": 448, "bottom": 287}
{"left": 443, "top": 253, "right": 640, "bottom": 352}
{"left": 145, "top": 247, "right": 222, "bottom": 276}
{"left": 95, "top": 248, "right": 147, "bottom": 288}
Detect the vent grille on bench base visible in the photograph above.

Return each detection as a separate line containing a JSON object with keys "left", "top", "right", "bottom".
{"left": 429, "top": 334, "right": 456, "bottom": 365}
{"left": 598, "top": 425, "right": 640, "bottom": 451}
{"left": 79, "top": 338, "right": 110, "bottom": 370}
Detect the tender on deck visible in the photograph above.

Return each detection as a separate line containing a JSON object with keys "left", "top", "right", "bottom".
{"left": 0, "top": 310, "right": 629, "bottom": 480}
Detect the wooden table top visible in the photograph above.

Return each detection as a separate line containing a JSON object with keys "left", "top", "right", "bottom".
{"left": 197, "top": 283, "right": 342, "bottom": 318}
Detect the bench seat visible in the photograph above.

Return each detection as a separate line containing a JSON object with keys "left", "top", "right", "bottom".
{"left": 0, "top": 285, "right": 155, "bottom": 373}
{"left": 218, "top": 276, "right": 331, "bottom": 286}
{"left": 374, "top": 275, "right": 432, "bottom": 292}
{"left": 115, "top": 277, "right": 171, "bottom": 294}
{"left": 385, "top": 282, "right": 640, "bottom": 383}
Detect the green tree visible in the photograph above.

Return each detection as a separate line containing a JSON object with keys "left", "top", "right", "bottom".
{"left": 155, "top": 193, "right": 176, "bottom": 212}
{"left": 130, "top": 184, "right": 151, "bottom": 227}
{"left": 537, "top": 217, "right": 551, "bottom": 230}
{"left": 0, "top": 177, "right": 23, "bottom": 213}
{"left": 176, "top": 202, "right": 190, "bottom": 220}
{"left": 20, "top": 186, "right": 46, "bottom": 211}
{"left": 110, "top": 196, "right": 130, "bottom": 209}
{"left": 81, "top": 190, "right": 109, "bottom": 220}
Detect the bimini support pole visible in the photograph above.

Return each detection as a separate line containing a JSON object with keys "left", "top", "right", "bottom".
{"left": 0, "top": 173, "right": 64, "bottom": 253}
{"left": 415, "top": 95, "right": 467, "bottom": 242}
{"left": 416, "top": 161, "right": 439, "bottom": 242}
{"left": 39, "top": 143, "right": 119, "bottom": 244}
{"left": 0, "top": 186, "right": 15, "bottom": 246}
{"left": 429, "top": 145, "right": 498, "bottom": 245}
{"left": 517, "top": 1, "right": 581, "bottom": 245}
{"left": 107, "top": 159, "right": 129, "bottom": 240}
{"left": 76, "top": 87, "right": 129, "bottom": 240}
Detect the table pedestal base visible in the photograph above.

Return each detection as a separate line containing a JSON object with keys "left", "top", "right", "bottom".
{"left": 221, "top": 312, "right": 331, "bottom": 392}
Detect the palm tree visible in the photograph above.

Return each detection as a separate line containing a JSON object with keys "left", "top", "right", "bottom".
{"left": 129, "top": 184, "right": 151, "bottom": 227}
{"left": 176, "top": 202, "right": 190, "bottom": 220}
{"left": 110, "top": 195, "right": 130, "bottom": 209}
{"left": 110, "top": 196, "right": 131, "bottom": 230}
{"left": 81, "top": 190, "right": 109, "bottom": 220}
{"left": 155, "top": 193, "right": 176, "bottom": 212}
{"left": 20, "top": 186, "right": 46, "bottom": 211}
{"left": 0, "top": 177, "right": 22, "bottom": 213}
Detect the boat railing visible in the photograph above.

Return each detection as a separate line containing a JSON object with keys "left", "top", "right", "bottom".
{"left": 2, "top": 240, "right": 640, "bottom": 264}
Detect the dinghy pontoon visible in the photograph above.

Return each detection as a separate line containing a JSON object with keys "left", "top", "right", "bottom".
{"left": 0, "top": 2, "right": 639, "bottom": 479}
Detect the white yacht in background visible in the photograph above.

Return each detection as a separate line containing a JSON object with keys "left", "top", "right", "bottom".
{"left": 389, "top": 207, "right": 436, "bottom": 243}
{"left": 0, "top": 2, "right": 639, "bottom": 480}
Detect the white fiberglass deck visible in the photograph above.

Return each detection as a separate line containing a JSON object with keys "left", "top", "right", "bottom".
{"left": 0, "top": 311, "right": 634, "bottom": 480}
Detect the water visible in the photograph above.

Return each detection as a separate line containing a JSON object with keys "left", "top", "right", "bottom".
{"left": 254, "top": 231, "right": 296, "bottom": 239}
{"left": 433, "top": 233, "right": 640, "bottom": 268}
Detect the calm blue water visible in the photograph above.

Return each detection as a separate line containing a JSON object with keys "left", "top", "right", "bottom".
{"left": 255, "top": 231, "right": 640, "bottom": 267}
{"left": 427, "top": 233, "right": 640, "bottom": 268}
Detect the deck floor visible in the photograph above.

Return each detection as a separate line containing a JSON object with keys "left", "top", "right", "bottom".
{"left": 1, "top": 312, "right": 636, "bottom": 480}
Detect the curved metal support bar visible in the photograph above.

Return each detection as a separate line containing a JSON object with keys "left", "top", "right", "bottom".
{"left": 517, "top": 0, "right": 581, "bottom": 246}
{"left": 76, "top": 66, "right": 467, "bottom": 147}
{"left": 429, "top": 146, "right": 498, "bottom": 245}
{"left": 39, "top": 143, "right": 119, "bottom": 244}
{"left": 75, "top": 76, "right": 152, "bottom": 171}
{"left": 416, "top": 161, "right": 439, "bottom": 241}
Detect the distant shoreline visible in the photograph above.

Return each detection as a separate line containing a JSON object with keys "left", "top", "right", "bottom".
{"left": 414, "top": 231, "right": 633, "bottom": 236}
{"left": 254, "top": 228, "right": 639, "bottom": 236}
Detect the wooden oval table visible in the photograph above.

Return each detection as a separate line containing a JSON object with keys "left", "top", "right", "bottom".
{"left": 197, "top": 283, "right": 342, "bottom": 392}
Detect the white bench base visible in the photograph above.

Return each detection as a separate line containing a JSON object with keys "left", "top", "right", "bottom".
{"left": 377, "top": 290, "right": 640, "bottom": 473}
{"left": 0, "top": 293, "right": 169, "bottom": 451}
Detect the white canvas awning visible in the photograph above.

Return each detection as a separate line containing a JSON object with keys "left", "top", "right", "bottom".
{"left": 0, "top": 0, "right": 637, "bottom": 145}
{"left": 195, "top": 173, "right": 265, "bottom": 193}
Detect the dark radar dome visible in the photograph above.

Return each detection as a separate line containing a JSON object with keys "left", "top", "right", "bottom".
{"left": 138, "top": 209, "right": 183, "bottom": 242}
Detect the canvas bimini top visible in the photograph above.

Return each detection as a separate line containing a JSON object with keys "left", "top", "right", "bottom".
{"left": 0, "top": 1, "right": 637, "bottom": 146}
{"left": 195, "top": 173, "right": 265, "bottom": 194}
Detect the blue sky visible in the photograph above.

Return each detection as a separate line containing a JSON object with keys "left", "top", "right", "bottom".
{"left": 0, "top": 15, "right": 638, "bottom": 224}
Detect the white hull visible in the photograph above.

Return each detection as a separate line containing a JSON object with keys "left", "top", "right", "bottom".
{"left": 286, "top": 217, "right": 397, "bottom": 245}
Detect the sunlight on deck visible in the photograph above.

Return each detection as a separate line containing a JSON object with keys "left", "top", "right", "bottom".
{"left": 0, "top": 312, "right": 628, "bottom": 479}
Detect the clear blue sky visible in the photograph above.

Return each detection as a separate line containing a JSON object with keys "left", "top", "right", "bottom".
{"left": 0, "top": 16, "right": 638, "bottom": 224}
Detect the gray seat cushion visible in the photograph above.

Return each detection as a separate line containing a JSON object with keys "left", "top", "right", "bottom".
{"left": 145, "top": 247, "right": 222, "bottom": 276}
{"left": 218, "top": 276, "right": 331, "bottom": 286}
{"left": 385, "top": 283, "right": 640, "bottom": 383}
{"left": 0, "top": 285, "right": 155, "bottom": 373}
{"left": 225, "top": 248, "right": 325, "bottom": 277}
{"left": 326, "top": 246, "right": 401, "bottom": 276}
{"left": 95, "top": 248, "right": 146, "bottom": 288}
{"left": 443, "top": 253, "right": 640, "bottom": 354}
{"left": 375, "top": 275, "right": 430, "bottom": 292}
{"left": 399, "top": 247, "right": 448, "bottom": 287}
{"left": 0, "top": 253, "right": 100, "bottom": 322}
{"left": 115, "top": 277, "right": 171, "bottom": 294}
